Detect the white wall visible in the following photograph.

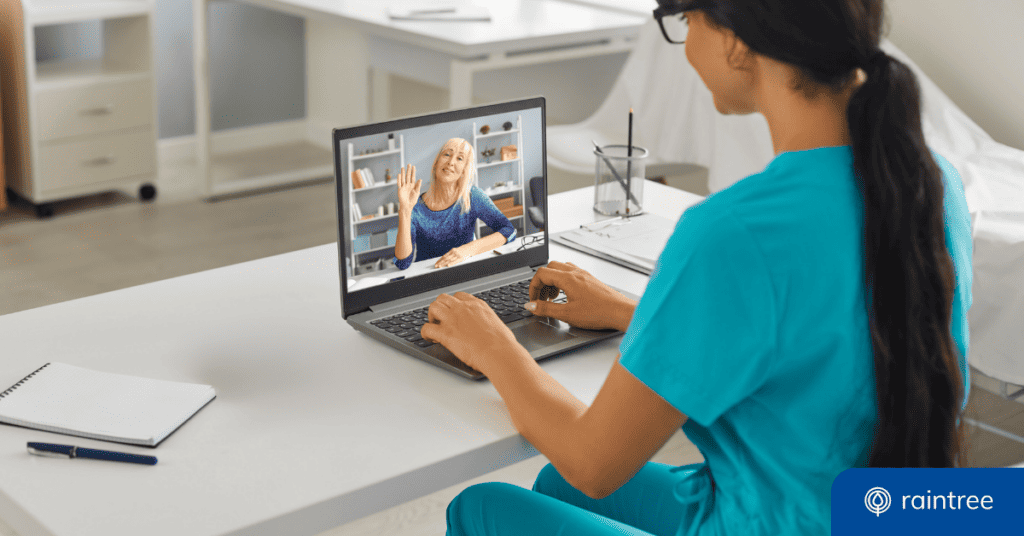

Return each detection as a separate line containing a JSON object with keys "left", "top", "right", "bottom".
{"left": 887, "top": 0, "right": 1024, "bottom": 150}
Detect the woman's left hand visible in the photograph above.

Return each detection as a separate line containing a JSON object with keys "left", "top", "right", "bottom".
{"left": 435, "top": 246, "right": 469, "bottom": 268}
{"left": 420, "top": 293, "right": 523, "bottom": 375}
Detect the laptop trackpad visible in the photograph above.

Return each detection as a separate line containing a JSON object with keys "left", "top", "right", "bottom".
{"left": 513, "top": 321, "right": 576, "bottom": 352}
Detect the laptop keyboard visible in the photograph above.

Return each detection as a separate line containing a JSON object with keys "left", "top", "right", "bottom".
{"left": 369, "top": 279, "right": 537, "bottom": 347}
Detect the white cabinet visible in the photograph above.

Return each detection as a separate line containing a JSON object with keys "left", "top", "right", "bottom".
{"left": 472, "top": 115, "right": 525, "bottom": 239}
{"left": 0, "top": 0, "right": 158, "bottom": 217}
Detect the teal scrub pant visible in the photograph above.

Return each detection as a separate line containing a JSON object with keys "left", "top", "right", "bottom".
{"left": 446, "top": 462, "right": 712, "bottom": 536}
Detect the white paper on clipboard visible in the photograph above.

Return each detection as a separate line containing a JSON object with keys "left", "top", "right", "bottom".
{"left": 551, "top": 214, "right": 676, "bottom": 275}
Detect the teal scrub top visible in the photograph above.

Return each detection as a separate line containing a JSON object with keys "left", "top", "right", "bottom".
{"left": 619, "top": 146, "right": 973, "bottom": 535}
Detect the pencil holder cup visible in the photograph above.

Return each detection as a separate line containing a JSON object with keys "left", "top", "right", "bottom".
{"left": 594, "top": 144, "right": 647, "bottom": 216}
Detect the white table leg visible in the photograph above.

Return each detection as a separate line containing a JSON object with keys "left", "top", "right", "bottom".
{"left": 192, "top": 0, "right": 212, "bottom": 198}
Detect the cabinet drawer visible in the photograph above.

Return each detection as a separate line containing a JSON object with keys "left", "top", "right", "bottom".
{"left": 37, "top": 129, "right": 155, "bottom": 191}
{"left": 35, "top": 78, "right": 153, "bottom": 141}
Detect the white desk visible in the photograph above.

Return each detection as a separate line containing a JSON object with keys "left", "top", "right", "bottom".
{"left": 347, "top": 231, "right": 545, "bottom": 292}
{"left": 191, "top": 0, "right": 645, "bottom": 197}
{"left": 0, "top": 182, "right": 702, "bottom": 536}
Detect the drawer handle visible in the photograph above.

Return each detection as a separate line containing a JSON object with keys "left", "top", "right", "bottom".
{"left": 79, "top": 105, "right": 115, "bottom": 116}
{"left": 83, "top": 155, "right": 116, "bottom": 167}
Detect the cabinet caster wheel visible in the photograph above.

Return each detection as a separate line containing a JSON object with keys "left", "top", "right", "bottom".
{"left": 35, "top": 203, "right": 54, "bottom": 218}
{"left": 139, "top": 184, "right": 157, "bottom": 201}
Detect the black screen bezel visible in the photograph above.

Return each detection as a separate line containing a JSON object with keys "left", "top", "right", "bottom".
{"left": 334, "top": 97, "right": 548, "bottom": 319}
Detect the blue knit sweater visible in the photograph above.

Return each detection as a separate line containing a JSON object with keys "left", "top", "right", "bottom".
{"left": 395, "top": 185, "right": 516, "bottom": 269}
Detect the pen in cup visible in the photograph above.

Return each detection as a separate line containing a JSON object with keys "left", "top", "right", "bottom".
{"left": 592, "top": 141, "right": 641, "bottom": 207}
{"left": 626, "top": 108, "right": 634, "bottom": 214}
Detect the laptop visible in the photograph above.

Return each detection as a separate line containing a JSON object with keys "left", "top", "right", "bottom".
{"left": 332, "top": 97, "right": 628, "bottom": 379}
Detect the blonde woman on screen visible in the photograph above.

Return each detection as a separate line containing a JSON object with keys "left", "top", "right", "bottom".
{"left": 394, "top": 138, "right": 516, "bottom": 270}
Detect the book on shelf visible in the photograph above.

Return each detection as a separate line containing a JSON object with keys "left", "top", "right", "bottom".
{"left": 351, "top": 202, "right": 363, "bottom": 222}
{"left": 362, "top": 168, "right": 375, "bottom": 186}
{"left": 352, "top": 170, "right": 366, "bottom": 189}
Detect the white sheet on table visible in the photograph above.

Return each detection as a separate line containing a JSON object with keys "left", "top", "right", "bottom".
{"left": 878, "top": 43, "right": 1024, "bottom": 386}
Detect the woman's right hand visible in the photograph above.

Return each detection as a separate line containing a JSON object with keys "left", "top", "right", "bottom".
{"left": 397, "top": 164, "right": 421, "bottom": 214}
{"left": 525, "top": 261, "right": 636, "bottom": 332}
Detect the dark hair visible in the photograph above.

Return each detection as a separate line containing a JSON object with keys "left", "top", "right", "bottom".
{"left": 690, "top": 0, "right": 963, "bottom": 467}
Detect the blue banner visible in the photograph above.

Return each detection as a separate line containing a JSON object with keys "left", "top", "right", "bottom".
{"left": 832, "top": 468, "right": 1021, "bottom": 534}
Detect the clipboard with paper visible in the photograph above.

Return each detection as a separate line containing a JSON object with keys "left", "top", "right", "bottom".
{"left": 551, "top": 214, "right": 677, "bottom": 275}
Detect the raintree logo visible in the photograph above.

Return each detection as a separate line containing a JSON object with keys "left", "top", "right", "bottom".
{"left": 864, "top": 487, "right": 892, "bottom": 516}
{"left": 833, "top": 469, "right": 1017, "bottom": 534}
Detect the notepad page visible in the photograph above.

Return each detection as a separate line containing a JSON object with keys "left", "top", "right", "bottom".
{"left": 0, "top": 363, "right": 215, "bottom": 446}
{"left": 553, "top": 214, "right": 676, "bottom": 275}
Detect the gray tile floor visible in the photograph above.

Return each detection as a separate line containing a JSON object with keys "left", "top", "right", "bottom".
{"left": 1, "top": 173, "right": 1021, "bottom": 535}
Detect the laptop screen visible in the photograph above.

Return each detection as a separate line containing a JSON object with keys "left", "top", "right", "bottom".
{"left": 334, "top": 98, "right": 548, "bottom": 318}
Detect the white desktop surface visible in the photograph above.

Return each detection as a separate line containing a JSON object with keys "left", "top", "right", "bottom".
{"left": 248, "top": 0, "right": 645, "bottom": 57}
{"left": 0, "top": 183, "right": 702, "bottom": 536}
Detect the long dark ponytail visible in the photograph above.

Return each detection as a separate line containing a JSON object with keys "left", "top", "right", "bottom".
{"left": 694, "top": 0, "right": 963, "bottom": 467}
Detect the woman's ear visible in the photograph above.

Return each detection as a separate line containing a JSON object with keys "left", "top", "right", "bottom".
{"left": 722, "top": 29, "right": 756, "bottom": 73}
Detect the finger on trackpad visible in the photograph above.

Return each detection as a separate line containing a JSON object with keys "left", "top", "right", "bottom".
{"left": 512, "top": 322, "right": 576, "bottom": 353}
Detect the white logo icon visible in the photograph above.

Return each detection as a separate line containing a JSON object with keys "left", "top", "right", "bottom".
{"left": 865, "top": 487, "right": 892, "bottom": 516}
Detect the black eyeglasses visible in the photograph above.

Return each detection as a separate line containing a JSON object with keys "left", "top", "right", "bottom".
{"left": 653, "top": 0, "right": 699, "bottom": 45}
{"left": 516, "top": 235, "right": 542, "bottom": 252}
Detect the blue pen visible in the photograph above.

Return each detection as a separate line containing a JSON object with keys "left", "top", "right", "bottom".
{"left": 27, "top": 442, "right": 157, "bottom": 466}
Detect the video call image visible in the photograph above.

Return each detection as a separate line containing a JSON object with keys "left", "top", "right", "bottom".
{"left": 341, "top": 107, "right": 545, "bottom": 291}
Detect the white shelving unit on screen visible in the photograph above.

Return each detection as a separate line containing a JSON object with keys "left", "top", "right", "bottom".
{"left": 0, "top": 0, "right": 159, "bottom": 218}
{"left": 472, "top": 115, "right": 524, "bottom": 239}
{"left": 346, "top": 135, "right": 404, "bottom": 276}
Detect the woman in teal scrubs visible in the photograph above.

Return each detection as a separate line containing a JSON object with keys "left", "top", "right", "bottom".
{"left": 422, "top": 0, "right": 973, "bottom": 534}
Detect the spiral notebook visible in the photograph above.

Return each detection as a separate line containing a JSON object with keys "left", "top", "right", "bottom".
{"left": 0, "top": 363, "right": 216, "bottom": 447}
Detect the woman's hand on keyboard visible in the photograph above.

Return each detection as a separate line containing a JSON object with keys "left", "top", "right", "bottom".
{"left": 526, "top": 261, "right": 636, "bottom": 332}
{"left": 421, "top": 292, "right": 528, "bottom": 376}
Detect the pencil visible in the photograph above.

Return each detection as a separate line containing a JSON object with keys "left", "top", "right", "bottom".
{"left": 626, "top": 108, "right": 633, "bottom": 215}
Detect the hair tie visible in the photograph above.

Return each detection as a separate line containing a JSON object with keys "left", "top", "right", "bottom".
{"left": 864, "top": 49, "right": 890, "bottom": 76}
